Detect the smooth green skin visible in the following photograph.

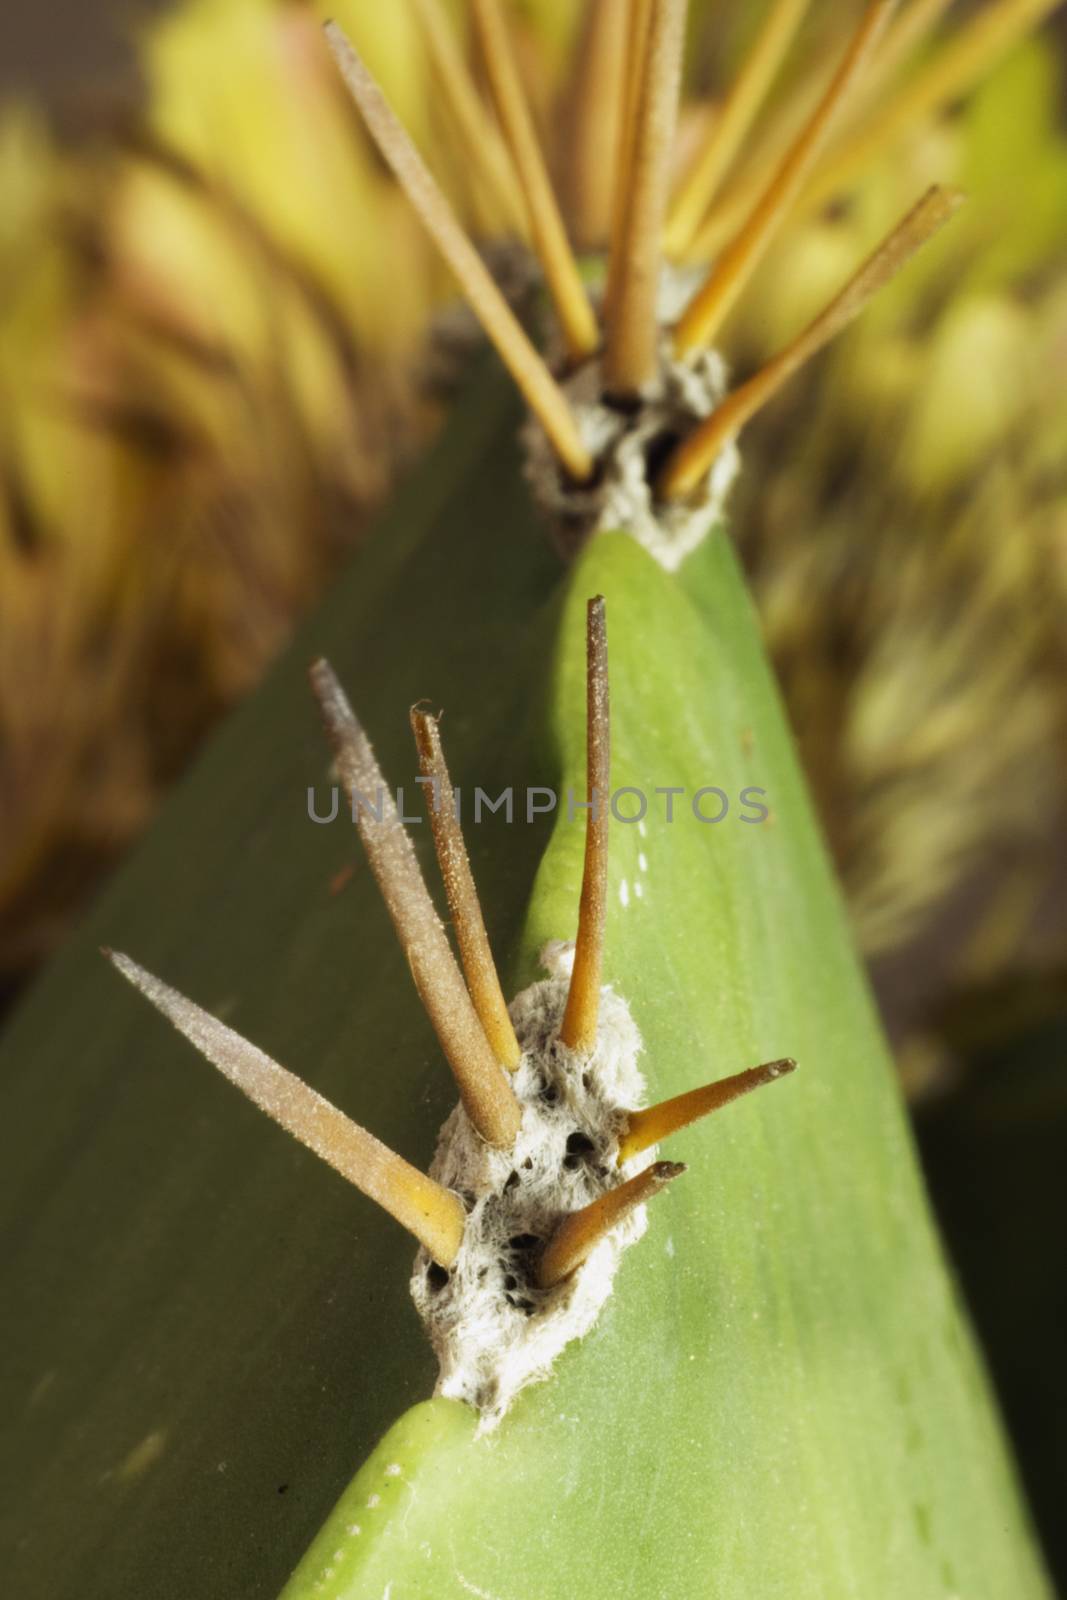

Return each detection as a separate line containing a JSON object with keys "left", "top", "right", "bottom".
{"left": 0, "top": 370, "right": 1047, "bottom": 1598}
{"left": 278, "top": 533, "right": 1050, "bottom": 1600}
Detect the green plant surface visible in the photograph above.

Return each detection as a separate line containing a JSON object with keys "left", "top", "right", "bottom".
{"left": 0, "top": 370, "right": 554, "bottom": 1599}
{"left": 0, "top": 369, "right": 1048, "bottom": 1600}
{"left": 279, "top": 528, "right": 1049, "bottom": 1599}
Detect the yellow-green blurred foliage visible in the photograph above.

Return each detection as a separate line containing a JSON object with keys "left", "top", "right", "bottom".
{"left": 0, "top": 1, "right": 441, "bottom": 978}
{"left": 0, "top": 0, "right": 1064, "bottom": 1037}
{"left": 727, "top": 34, "right": 1067, "bottom": 1009}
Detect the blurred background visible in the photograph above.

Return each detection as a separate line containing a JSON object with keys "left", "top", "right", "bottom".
{"left": 0, "top": 0, "right": 1064, "bottom": 1583}
{"left": 0, "top": 6, "right": 159, "bottom": 97}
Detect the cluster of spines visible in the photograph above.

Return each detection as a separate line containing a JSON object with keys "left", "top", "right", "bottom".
{"left": 315, "top": 0, "right": 1013, "bottom": 505}
{"left": 106, "top": 597, "right": 794, "bottom": 1289}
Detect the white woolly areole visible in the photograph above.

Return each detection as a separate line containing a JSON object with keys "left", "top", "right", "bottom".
{"left": 523, "top": 338, "right": 740, "bottom": 573}
{"left": 410, "top": 944, "right": 651, "bottom": 1431}
{"left": 523, "top": 268, "right": 740, "bottom": 572}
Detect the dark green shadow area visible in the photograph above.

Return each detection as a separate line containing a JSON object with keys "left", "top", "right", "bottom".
{"left": 0, "top": 364, "right": 563, "bottom": 1600}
